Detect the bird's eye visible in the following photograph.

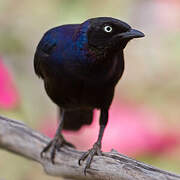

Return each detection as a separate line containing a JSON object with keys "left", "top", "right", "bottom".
{"left": 104, "top": 25, "right": 113, "bottom": 33}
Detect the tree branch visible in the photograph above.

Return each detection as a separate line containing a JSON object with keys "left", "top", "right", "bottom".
{"left": 0, "top": 115, "right": 180, "bottom": 180}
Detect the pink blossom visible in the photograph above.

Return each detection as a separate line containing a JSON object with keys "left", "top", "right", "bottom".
{"left": 0, "top": 58, "right": 20, "bottom": 109}
{"left": 40, "top": 99, "right": 179, "bottom": 156}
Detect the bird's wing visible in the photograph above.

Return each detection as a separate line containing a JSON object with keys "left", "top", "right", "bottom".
{"left": 34, "top": 36, "right": 57, "bottom": 78}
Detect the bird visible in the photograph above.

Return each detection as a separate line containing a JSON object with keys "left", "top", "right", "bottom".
{"left": 34, "top": 17, "right": 144, "bottom": 175}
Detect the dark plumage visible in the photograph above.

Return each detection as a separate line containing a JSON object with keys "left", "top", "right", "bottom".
{"left": 34, "top": 17, "right": 144, "bottom": 174}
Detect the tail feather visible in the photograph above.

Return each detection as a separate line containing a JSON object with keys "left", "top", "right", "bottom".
{"left": 60, "top": 109, "right": 93, "bottom": 131}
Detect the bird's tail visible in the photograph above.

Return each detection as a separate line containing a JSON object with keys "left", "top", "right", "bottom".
{"left": 59, "top": 109, "right": 93, "bottom": 131}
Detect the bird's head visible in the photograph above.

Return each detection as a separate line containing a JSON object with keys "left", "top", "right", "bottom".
{"left": 79, "top": 17, "right": 144, "bottom": 59}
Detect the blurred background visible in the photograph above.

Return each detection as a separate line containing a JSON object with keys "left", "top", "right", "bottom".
{"left": 0, "top": 0, "right": 180, "bottom": 179}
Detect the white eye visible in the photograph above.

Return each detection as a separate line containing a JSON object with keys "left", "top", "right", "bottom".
{"left": 104, "top": 25, "right": 113, "bottom": 33}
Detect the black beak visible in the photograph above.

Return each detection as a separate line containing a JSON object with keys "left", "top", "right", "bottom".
{"left": 118, "top": 29, "right": 145, "bottom": 40}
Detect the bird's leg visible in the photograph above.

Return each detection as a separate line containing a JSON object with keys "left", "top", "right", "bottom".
{"left": 41, "top": 109, "right": 74, "bottom": 163}
{"left": 79, "top": 109, "right": 108, "bottom": 175}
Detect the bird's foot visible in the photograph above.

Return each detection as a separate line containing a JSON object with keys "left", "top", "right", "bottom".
{"left": 41, "top": 135, "right": 74, "bottom": 164}
{"left": 79, "top": 142, "right": 102, "bottom": 175}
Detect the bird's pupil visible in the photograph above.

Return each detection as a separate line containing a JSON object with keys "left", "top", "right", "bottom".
{"left": 104, "top": 25, "right": 112, "bottom": 33}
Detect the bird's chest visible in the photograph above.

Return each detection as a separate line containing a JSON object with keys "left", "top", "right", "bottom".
{"left": 44, "top": 76, "right": 83, "bottom": 108}
{"left": 84, "top": 52, "right": 124, "bottom": 86}
{"left": 44, "top": 75, "right": 109, "bottom": 109}
{"left": 45, "top": 53, "right": 124, "bottom": 109}
{"left": 65, "top": 51, "right": 124, "bottom": 84}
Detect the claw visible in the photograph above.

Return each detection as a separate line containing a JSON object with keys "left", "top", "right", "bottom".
{"left": 79, "top": 143, "right": 102, "bottom": 175}
{"left": 41, "top": 140, "right": 53, "bottom": 158}
{"left": 40, "top": 136, "right": 74, "bottom": 164}
{"left": 78, "top": 150, "right": 90, "bottom": 165}
{"left": 51, "top": 144, "right": 57, "bottom": 164}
